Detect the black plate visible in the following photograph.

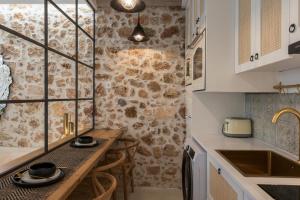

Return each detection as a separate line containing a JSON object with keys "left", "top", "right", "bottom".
{"left": 12, "top": 169, "right": 65, "bottom": 188}
{"left": 70, "top": 140, "right": 99, "bottom": 148}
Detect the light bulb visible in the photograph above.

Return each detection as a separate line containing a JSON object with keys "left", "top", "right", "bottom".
{"left": 134, "top": 34, "right": 144, "bottom": 41}
{"left": 119, "top": 0, "right": 138, "bottom": 10}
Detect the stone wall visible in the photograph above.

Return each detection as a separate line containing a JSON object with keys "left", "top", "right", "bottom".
{"left": 95, "top": 7, "right": 185, "bottom": 188}
{"left": 0, "top": 4, "right": 93, "bottom": 148}
{"left": 246, "top": 94, "right": 300, "bottom": 156}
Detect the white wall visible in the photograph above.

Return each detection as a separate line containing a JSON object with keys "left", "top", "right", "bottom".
{"left": 191, "top": 92, "right": 245, "bottom": 136}
{"left": 278, "top": 68, "right": 300, "bottom": 93}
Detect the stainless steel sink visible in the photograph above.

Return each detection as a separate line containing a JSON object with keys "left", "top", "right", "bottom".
{"left": 217, "top": 150, "right": 300, "bottom": 177}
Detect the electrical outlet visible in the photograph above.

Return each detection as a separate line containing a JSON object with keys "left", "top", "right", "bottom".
{"left": 104, "top": 81, "right": 112, "bottom": 89}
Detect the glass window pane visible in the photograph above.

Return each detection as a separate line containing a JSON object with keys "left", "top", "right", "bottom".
{"left": 48, "top": 51, "right": 76, "bottom": 99}
{"left": 0, "top": 102, "right": 44, "bottom": 173}
{"left": 78, "top": 29, "right": 93, "bottom": 66}
{"left": 78, "top": 64, "right": 93, "bottom": 98}
{"left": 52, "top": 0, "right": 76, "bottom": 21}
{"left": 0, "top": 29, "right": 44, "bottom": 100}
{"left": 78, "top": 100, "right": 93, "bottom": 134}
{"left": 48, "top": 101, "right": 75, "bottom": 149}
{"left": 0, "top": 2, "right": 45, "bottom": 43}
{"left": 78, "top": 0, "right": 94, "bottom": 37}
{"left": 193, "top": 48, "right": 203, "bottom": 80}
{"left": 48, "top": 2, "right": 76, "bottom": 58}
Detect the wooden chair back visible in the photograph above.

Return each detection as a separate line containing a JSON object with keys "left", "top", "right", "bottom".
{"left": 94, "top": 151, "right": 126, "bottom": 172}
{"left": 110, "top": 138, "right": 140, "bottom": 164}
{"left": 92, "top": 172, "right": 117, "bottom": 200}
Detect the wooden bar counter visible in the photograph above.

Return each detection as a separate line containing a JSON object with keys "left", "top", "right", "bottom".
{"left": 47, "top": 129, "right": 123, "bottom": 200}
{"left": 0, "top": 129, "right": 123, "bottom": 200}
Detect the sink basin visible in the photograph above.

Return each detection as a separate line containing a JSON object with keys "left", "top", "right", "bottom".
{"left": 217, "top": 150, "right": 300, "bottom": 177}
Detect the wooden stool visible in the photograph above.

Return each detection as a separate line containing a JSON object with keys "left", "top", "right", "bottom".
{"left": 109, "top": 138, "right": 140, "bottom": 200}
{"left": 92, "top": 172, "right": 117, "bottom": 200}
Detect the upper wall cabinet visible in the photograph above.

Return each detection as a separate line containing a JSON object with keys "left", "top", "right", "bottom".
{"left": 289, "top": 0, "right": 300, "bottom": 46}
{"left": 236, "top": 0, "right": 300, "bottom": 73}
{"left": 185, "top": 0, "right": 206, "bottom": 49}
{"left": 184, "top": 0, "right": 277, "bottom": 93}
{"left": 236, "top": 0, "right": 255, "bottom": 72}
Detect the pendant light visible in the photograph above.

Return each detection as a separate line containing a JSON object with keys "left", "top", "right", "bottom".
{"left": 111, "top": 0, "right": 146, "bottom": 13}
{"left": 128, "top": 13, "right": 149, "bottom": 42}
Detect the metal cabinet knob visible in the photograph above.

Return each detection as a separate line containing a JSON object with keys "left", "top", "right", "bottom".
{"left": 255, "top": 53, "right": 259, "bottom": 60}
{"left": 250, "top": 55, "right": 254, "bottom": 62}
{"left": 218, "top": 168, "right": 221, "bottom": 175}
{"left": 289, "top": 24, "right": 296, "bottom": 33}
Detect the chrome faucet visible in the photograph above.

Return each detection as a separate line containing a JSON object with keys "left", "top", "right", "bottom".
{"left": 272, "top": 108, "right": 300, "bottom": 160}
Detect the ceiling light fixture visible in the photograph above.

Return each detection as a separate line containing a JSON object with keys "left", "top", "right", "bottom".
{"left": 111, "top": 0, "right": 146, "bottom": 13}
{"left": 128, "top": 13, "right": 149, "bottom": 42}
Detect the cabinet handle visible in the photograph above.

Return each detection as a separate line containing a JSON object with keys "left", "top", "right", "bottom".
{"left": 289, "top": 24, "right": 296, "bottom": 33}
{"left": 255, "top": 53, "right": 259, "bottom": 60}
{"left": 250, "top": 55, "right": 254, "bottom": 62}
{"left": 218, "top": 168, "right": 221, "bottom": 175}
{"left": 196, "top": 17, "right": 200, "bottom": 24}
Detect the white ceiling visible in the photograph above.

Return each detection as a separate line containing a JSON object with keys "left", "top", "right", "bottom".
{"left": 96, "top": 0, "right": 182, "bottom": 7}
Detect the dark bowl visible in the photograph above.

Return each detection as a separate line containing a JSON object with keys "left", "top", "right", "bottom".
{"left": 77, "top": 136, "right": 93, "bottom": 144}
{"left": 29, "top": 162, "right": 56, "bottom": 178}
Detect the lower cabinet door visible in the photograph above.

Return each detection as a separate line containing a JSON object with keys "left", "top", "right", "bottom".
{"left": 209, "top": 161, "right": 243, "bottom": 200}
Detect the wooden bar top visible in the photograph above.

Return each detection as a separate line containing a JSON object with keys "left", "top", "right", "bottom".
{"left": 47, "top": 129, "right": 123, "bottom": 200}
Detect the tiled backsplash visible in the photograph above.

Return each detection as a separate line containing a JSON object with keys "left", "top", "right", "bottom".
{"left": 246, "top": 94, "right": 300, "bottom": 156}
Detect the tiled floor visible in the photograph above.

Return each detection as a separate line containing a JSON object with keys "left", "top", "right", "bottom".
{"left": 129, "top": 187, "right": 183, "bottom": 200}
{"left": 67, "top": 176, "right": 182, "bottom": 200}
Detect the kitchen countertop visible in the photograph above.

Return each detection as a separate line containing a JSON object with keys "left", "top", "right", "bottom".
{"left": 192, "top": 132, "right": 300, "bottom": 200}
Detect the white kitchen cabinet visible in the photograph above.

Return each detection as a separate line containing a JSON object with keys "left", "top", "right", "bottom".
{"left": 243, "top": 192, "right": 256, "bottom": 200}
{"left": 185, "top": 0, "right": 192, "bottom": 49}
{"left": 256, "top": 0, "right": 290, "bottom": 68}
{"left": 184, "top": 0, "right": 278, "bottom": 92}
{"left": 236, "top": 0, "right": 300, "bottom": 73}
{"left": 235, "top": 0, "right": 257, "bottom": 72}
{"left": 289, "top": 0, "right": 300, "bottom": 44}
{"left": 208, "top": 157, "right": 244, "bottom": 200}
{"left": 203, "top": 0, "right": 277, "bottom": 92}
{"left": 193, "top": 0, "right": 206, "bottom": 40}
{"left": 184, "top": 0, "right": 206, "bottom": 48}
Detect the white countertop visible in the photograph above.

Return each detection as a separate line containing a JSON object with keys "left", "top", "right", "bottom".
{"left": 192, "top": 132, "right": 300, "bottom": 200}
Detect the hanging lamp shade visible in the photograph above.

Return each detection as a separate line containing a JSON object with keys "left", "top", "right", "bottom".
{"left": 111, "top": 0, "right": 146, "bottom": 13}
{"left": 128, "top": 14, "right": 149, "bottom": 42}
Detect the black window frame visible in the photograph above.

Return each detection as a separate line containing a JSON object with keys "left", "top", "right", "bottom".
{"left": 0, "top": 0, "right": 96, "bottom": 176}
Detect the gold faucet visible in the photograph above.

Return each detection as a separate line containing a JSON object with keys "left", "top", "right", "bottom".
{"left": 272, "top": 108, "right": 300, "bottom": 160}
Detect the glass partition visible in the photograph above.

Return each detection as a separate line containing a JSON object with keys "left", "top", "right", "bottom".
{"left": 0, "top": 29, "right": 45, "bottom": 100}
{"left": 48, "top": 51, "right": 76, "bottom": 99}
{"left": 78, "top": 0, "right": 94, "bottom": 36}
{"left": 78, "top": 64, "right": 93, "bottom": 98}
{"left": 78, "top": 100, "right": 93, "bottom": 134}
{"left": 48, "top": 2, "right": 76, "bottom": 58}
{"left": 0, "top": 0, "right": 95, "bottom": 175}
{"left": 0, "top": 102, "right": 45, "bottom": 172}
{"left": 48, "top": 101, "right": 76, "bottom": 147}
{"left": 52, "top": 0, "right": 76, "bottom": 21}
{"left": 78, "top": 28, "right": 93, "bottom": 66}
{"left": 0, "top": 1, "right": 45, "bottom": 43}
